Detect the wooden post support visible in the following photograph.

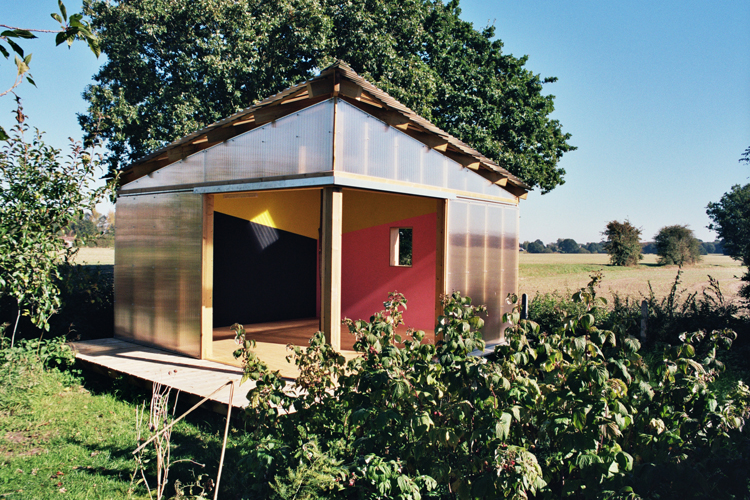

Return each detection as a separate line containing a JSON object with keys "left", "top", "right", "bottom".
{"left": 320, "top": 187, "right": 343, "bottom": 350}
{"left": 434, "top": 199, "right": 448, "bottom": 340}
{"left": 201, "top": 194, "right": 214, "bottom": 360}
{"left": 640, "top": 300, "right": 648, "bottom": 342}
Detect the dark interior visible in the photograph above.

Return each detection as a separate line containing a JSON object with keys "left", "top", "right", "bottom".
{"left": 212, "top": 211, "right": 317, "bottom": 326}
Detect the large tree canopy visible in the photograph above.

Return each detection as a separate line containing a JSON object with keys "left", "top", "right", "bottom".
{"left": 79, "top": 0, "right": 574, "bottom": 193}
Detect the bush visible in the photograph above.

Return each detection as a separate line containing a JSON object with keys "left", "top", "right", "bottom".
{"left": 654, "top": 225, "right": 702, "bottom": 266}
{"left": 603, "top": 220, "right": 643, "bottom": 266}
{"left": 0, "top": 263, "right": 114, "bottom": 343}
{"left": 231, "top": 283, "right": 750, "bottom": 499}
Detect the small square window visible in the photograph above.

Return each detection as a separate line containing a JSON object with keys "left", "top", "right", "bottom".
{"left": 390, "top": 227, "right": 412, "bottom": 267}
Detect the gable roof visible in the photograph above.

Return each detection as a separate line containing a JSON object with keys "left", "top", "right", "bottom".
{"left": 123, "top": 61, "right": 529, "bottom": 198}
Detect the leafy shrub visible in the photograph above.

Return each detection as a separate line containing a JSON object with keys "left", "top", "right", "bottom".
{"left": 0, "top": 336, "right": 78, "bottom": 415}
{"left": 232, "top": 284, "right": 750, "bottom": 499}
{"left": 654, "top": 225, "right": 702, "bottom": 266}
{"left": 0, "top": 263, "right": 114, "bottom": 343}
{"left": 604, "top": 220, "right": 643, "bottom": 266}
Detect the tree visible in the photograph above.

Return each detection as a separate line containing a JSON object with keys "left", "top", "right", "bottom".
{"left": 653, "top": 225, "right": 701, "bottom": 266}
{"left": 707, "top": 183, "right": 750, "bottom": 298}
{"left": 0, "top": 102, "right": 112, "bottom": 347}
{"left": 79, "top": 0, "right": 575, "bottom": 193}
{"left": 603, "top": 220, "right": 642, "bottom": 266}
{"left": 526, "top": 240, "right": 547, "bottom": 253}
{"left": 583, "top": 241, "right": 604, "bottom": 254}
{"left": 558, "top": 238, "right": 579, "bottom": 254}
{"left": 0, "top": 1, "right": 100, "bottom": 139}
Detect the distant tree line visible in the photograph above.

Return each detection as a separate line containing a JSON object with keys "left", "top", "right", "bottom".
{"left": 642, "top": 239, "right": 723, "bottom": 256}
{"left": 522, "top": 237, "right": 724, "bottom": 256}
{"left": 521, "top": 239, "right": 606, "bottom": 254}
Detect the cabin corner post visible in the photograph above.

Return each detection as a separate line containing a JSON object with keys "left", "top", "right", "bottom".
{"left": 435, "top": 199, "right": 448, "bottom": 341}
{"left": 320, "top": 187, "right": 343, "bottom": 350}
{"left": 201, "top": 194, "right": 214, "bottom": 359}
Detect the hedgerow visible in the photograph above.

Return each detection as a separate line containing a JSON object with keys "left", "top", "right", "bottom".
{"left": 232, "top": 279, "right": 750, "bottom": 499}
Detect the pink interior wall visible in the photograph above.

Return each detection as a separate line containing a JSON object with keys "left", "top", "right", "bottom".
{"left": 341, "top": 212, "right": 437, "bottom": 333}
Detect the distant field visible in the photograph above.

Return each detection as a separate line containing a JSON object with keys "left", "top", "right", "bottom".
{"left": 73, "top": 247, "right": 115, "bottom": 265}
{"left": 70, "top": 247, "right": 744, "bottom": 304}
{"left": 520, "top": 253, "right": 745, "bottom": 303}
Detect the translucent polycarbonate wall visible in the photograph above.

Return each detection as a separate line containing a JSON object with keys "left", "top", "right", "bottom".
{"left": 120, "top": 99, "right": 335, "bottom": 193}
{"left": 446, "top": 199, "right": 519, "bottom": 344}
{"left": 335, "top": 100, "right": 515, "bottom": 199}
{"left": 114, "top": 192, "right": 203, "bottom": 356}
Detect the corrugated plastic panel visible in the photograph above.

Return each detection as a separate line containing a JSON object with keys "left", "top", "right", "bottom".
{"left": 120, "top": 100, "right": 334, "bottom": 192}
{"left": 446, "top": 199, "right": 519, "bottom": 343}
{"left": 114, "top": 192, "right": 202, "bottom": 357}
{"left": 335, "top": 100, "right": 514, "bottom": 199}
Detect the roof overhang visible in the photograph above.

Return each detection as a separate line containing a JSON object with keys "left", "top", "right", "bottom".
{"left": 122, "top": 61, "right": 530, "bottom": 199}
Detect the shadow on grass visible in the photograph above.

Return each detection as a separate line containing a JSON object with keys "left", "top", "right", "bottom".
{"left": 74, "top": 366, "right": 252, "bottom": 499}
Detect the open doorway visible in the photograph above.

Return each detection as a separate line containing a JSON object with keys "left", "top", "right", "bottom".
{"left": 209, "top": 189, "right": 321, "bottom": 364}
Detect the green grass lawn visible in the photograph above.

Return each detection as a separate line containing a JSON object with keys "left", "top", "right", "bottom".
{"left": 72, "top": 247, "right": 115, "bottom": 266}
{"left": 0, "top": 346, "right": 246, "bottom": 500}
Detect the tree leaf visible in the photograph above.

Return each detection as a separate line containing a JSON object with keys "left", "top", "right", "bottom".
{"left": 58, "top": 0, "right": 68, "bottom": 22}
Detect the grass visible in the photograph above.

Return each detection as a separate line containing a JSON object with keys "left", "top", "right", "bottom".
{"left": 72, "top": 247, "right": 114, "bottom": 266}
{"left": 0, "top": 342, "right": 247, "bottom": 499}
{"left": 520, "top": 253, "right": 745, "bottom": 303}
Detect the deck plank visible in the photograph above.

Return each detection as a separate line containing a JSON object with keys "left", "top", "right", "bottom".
{"left": 70, "top": 339, "right": 252, "bottom": 409}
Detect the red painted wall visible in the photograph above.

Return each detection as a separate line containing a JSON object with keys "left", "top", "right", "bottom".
{"left": 341, "top": 212, "right": 437, "bottom": 333}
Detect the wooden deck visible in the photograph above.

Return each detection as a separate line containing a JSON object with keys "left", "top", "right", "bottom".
{"left": 210, "top": 318, "right": 360, "bottom": 376}
{"left": 70, "top": 328, "right": 363, "bottom": 412}
{"left": 70, "top": 338, "right": 252, "bottom": 410}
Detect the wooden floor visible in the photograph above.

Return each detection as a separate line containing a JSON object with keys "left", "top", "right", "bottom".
{"left": 70, "top": 338, "right": 252, "bottom": 410}
{"left": 70, "top": 320, "right": 364, "bottom": 410}
{"left": 210, "top": 318, "right": 360, "bottom": 378}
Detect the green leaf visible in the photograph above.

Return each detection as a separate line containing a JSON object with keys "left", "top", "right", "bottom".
{"left": 14, "top": 55, "right": 29, "bottom": 76}
{"left": 616, "top": 451, "right": 634, "bottom": 471}
{"left": 51, "top": 13, "right": 63, "bottom": 24}
{"left": 576, "top": 453, "right": 601, "bottom": 469}
{"left": 495, "top": 412, "right": 512, "bottom": 440}
{"left": 0, "top": 126, "right": 8, "bottom": 141}
{"left": 7, "top": 38, "right": 24, "bottom": 57}
{"left": 59, "top": 0, "right": 68, "bottom": 22}
{"left": 590, "top": 364, "right": 609, "bottom": 385}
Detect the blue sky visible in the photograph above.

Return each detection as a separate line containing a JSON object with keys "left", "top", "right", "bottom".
{"left": 2, "top": 0, "right": 748, "bottom": 244}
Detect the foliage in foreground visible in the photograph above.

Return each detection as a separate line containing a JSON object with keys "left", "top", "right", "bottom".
{"left": 529, "top": 271, "right": 745, "bottom": 347}
{"left": 233, "top": 284, "right": 750, "bottom": 499}
{"left": 0, "top": 104, "right": 113, "bottom": 348}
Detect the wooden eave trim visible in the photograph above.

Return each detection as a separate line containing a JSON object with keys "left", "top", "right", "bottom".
{"left": 252, "top": 94, "right": 330, "bottom": 126}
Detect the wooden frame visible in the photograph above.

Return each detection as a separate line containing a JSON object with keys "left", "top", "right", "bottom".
{"left": 201, "top": 194, "right": 214, "bottom": 359}
{"left": 320, "top": 187, "right": 343, "bottom": 350}
{"left": 435, "top": 199, "right": 448, "bottom": 329}
{"left": 389, "top": 227, "right": 413, "bottom": 267}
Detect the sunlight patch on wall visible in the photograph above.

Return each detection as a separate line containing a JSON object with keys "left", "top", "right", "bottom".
{"left": 250, "top": 210, "right": 280, "bottom": 250}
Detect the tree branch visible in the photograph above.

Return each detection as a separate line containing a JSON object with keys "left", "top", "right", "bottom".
{"left": 0, "top": 73, "right": 24, "bottom": 98}
{"left": 0, "top": 25, "right": 63, "bottom": 34}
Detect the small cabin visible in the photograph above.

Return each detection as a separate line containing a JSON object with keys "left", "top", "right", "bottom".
{"left": 113, "top": 61, "right": 528, "bottom": 363}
